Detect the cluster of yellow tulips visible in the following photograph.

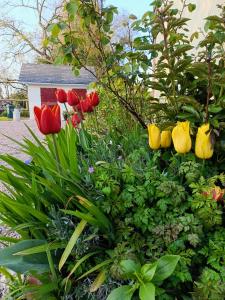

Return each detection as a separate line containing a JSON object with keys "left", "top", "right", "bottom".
{"left": 148, "top": 121, "right": 214, "bottom": 159}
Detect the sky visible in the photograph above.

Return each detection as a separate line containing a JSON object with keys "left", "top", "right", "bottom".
{"left": 5, "top": 1, "right": 152, "bottom": 28}
{"left": 0, "top": 0, "right": 152, "bottom": 76}
{"left": 106, "top": 0, "right": 151, "bottom": 18}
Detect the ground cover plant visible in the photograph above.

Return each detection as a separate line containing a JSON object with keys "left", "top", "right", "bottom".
{"left": 0, "top": 0, "right": 225, "bottom": 299}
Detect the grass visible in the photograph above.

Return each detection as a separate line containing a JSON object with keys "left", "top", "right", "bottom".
{"left": 0, "top": 117, "right": 11, "bottom": 121}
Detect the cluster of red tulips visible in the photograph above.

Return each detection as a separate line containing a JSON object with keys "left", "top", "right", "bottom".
{"left": 34, "top": 89, "right": 100, "bottom": 135}
{"left": 55, "top": 89, "right": 99, "bottom": 128}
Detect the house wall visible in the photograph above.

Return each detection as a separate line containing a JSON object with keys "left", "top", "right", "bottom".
{"left": 174, "top": 0, "right": 224, "bottom": 44}
{"left": 28, "top": 85, "right": 41, "bottom": 119}
{"left": 28, "top": 84, "right": 88, "bottom": 119}
{"left": 152, "top": 1, "right": 223, "bottom": 99}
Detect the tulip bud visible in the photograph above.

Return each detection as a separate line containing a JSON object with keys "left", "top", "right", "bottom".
{"left": 55, "top": 89, "right": 67, "bottom": 103}
{"left": 203, "top": 186, "right": 224, "bottom": 202}
{"left": 89, "top": 92, "right": 100, "bottom": 107}
{"left": 67, "top": 90, "right": 80, "bottom": 106}
{"left": 71, "top": 113, "right": 82, "bottom": 128}
{"left": 195, "top": 123, "right": 213, "bottom": 159}
{"left": 212, "top": 186, "right": 224, "bottom": 201}
{"left": 148, "top": 124, "right": 161, "bottom": 150}
{"left": 172, "top": 121, "right": 191, "bottom": 154}
{"left": 161, "top": 130, "right": 172, "bottom": 148}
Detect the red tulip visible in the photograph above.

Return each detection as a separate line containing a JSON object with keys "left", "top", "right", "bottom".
{"left": 89, "top": 92, "right": 100, "bottom": 107}
{"left": 55, "top": 89, "right": 67, "bottom": 103}
{"left": 76, "top": 99, "right": 94, "bottom": 113}
{"left": 85, "top": 98, "right": 94, "bottom": 112}
{"left": 71, "top": 114, "right": 83, "bottom": 128}
{"left": 67, "top": 90, "right": 80, "bottom": 106}
{"left": 34, "top": 105, "right": 61, "bottom": 135}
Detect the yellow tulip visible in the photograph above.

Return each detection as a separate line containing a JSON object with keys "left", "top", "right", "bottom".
{"left": 172, "top": 121, "right": 192, "bottom": 154}
{"left": 161, "top": 130, "right": 172, "bottom": 148}
{"left": 148, "top": 124, "right": 161, "bottom": 150}
{"left": 195, "top": 123, "right": 213, "bottom": 159}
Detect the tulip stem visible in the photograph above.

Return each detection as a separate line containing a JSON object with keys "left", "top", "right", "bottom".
{"left": 201, "top": 159, "right": 206, "bottom": 175}
{"left": 52, "top": 134, "right": 62, "bottom": 184}
{"left": 205, "top": 52, "right": 212, "bottom": 123}
{"left": 64, "top": 103, "right": 70, "bottom": 120}
{"left": 94, "top": 109, "right": 99, "bottom": 133}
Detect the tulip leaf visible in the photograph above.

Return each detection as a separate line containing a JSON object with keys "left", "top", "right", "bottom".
{"left": 59, "top": 220, "right": 87, "bottom": 271}
{"left": 77, "top": 259, "right": 112, "bottom": 281}
{"left": 14, "top": 242, "right": 64, "bottom": 256}
{"left": 66, "top": 251, "right": 100, "bottom": 281}
{"left": 0, "top": 240, "right": 50, "bottom": 274}
{"left": 90, "top": 270, "right": 106, "bottom": 292}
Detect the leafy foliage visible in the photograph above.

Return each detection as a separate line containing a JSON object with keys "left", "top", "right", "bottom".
{"left": 1, "top": 1, "right": 225, "bottom": 299}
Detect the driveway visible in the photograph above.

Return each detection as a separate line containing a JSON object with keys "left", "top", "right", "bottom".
{"left": 0, "top": 119, "right": 42, "bottom": 161}
{"left": 0, "top": 119, "right": 42, "bottom": 197}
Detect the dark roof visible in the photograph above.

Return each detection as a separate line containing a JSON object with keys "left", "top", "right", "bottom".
{"left": 19, "top": 63, "right": 96, "bottom": 85}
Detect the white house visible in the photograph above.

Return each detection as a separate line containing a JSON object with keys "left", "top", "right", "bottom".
{"left": 19, "top": 64, "right": 96, "bottom": 119}
{"left": 174, "top": 0, "right": 224, "bottom": 35}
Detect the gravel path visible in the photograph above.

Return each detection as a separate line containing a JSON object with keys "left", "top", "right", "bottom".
{"left": 0, "top": 120, "right": 42, "bottom": 298}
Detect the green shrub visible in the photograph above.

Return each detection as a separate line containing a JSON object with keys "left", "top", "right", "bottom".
{"left": 0, "top": 110, "right": 7, "bottom": 117}
{"left": 20, "top": 110, "right": 30, "bottom": 118}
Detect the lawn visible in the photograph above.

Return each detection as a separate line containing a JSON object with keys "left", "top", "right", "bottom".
{"left": 0, "top": 117, "right": 10, "bottom": 121}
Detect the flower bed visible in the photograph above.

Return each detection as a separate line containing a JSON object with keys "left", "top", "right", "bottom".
{"left": 0, "top": 0, "right": 225, "bottom": 299}
{"left": 0, "top": 98, "right": 224, "bottom": 298}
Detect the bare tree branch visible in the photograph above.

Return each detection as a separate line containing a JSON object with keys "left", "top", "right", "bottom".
{"left": 0, "top": 0, "right": 63, "bottom": 96}
{"left": 0, "top": 0, "right": 63, "bottom": 64}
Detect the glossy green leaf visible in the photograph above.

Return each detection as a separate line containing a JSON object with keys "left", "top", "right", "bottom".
{"left": 66, "top": 1, "right": 78, "bottom": 16}
{"left": 141, "top": 262, "right": 157, "bottom": 282}
{"left": 120, "top": 259, "right": 141, "bottom": 276}
{"left": 153, "top": 255, "right": 180, "bottom": 282}
{"left": 139, "top": 282, "right": 155, "bottom": 300}
{"left": 107, "top": 285, "right": 135, "bottom": 300}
